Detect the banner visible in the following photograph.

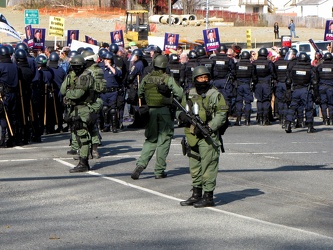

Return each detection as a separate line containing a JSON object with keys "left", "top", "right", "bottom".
{"left": 0, "top": 13, "right": 22, "bottom": 41}
{"left": 67, "top": 30, "right": 79, "bottom": 47}
{"left": 324, "top": 20, "right": 333, "bottom": 41}
{"left": 110, "top": 30, "right": 124, "bottom": 47}
{"left": 203, "top": 28, "right": 220, "bottom": 52}
{"left": 49, "top": 16, "right": 65, "bottom": 37}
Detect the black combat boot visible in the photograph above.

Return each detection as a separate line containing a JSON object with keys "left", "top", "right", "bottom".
{"left": 244, "top": 114, "right": 250, "bottom": 126}
{"left": 193, "top": 191, "right": 215, "bottom": 208}
{"left": 307, "top": 123, "right": 316, "bottom": 133}
{"left": 69, "top": 157, "right": 90, "bottom": 173}
{"left": 91, "top": 144, "right": 99, "bottom": 159}
{"left": 131, "top": 165, "right": 145, "bottom": 180}
{"left": 234, "top": 116, "right": 241, "bottom": 126}
{"left": 180, "top": 187, "right": 203, "bottom": 206}
{"left": 285, "top": 121, "right": 292, "bottom": 133}
{"left": 264, "top": 115, "right": 271, "bottom": 125}
{"left": 323, "top": 116, "right": 329, "bottom": 126}
{"left": 0, "top": 137, "right": 5, "bottom": 148}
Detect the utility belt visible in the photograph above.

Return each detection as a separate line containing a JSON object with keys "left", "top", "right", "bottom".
{"left": 106, "top": 87, "right": 121, "bottom": 92}
{"left": 292, "top": 84, "right": 308, "bottom": 90}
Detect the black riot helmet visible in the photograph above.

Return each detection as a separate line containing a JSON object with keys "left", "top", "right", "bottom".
{"left": 217, "top": 44, "right": 228, "bottom": 53}
{"left": 14, "top": 49, "right": 28, "bottom": 61}
{"left": 195, "top": 46, "right": 206, "bottom": 57}
{"left": 151, "top": 45, "right": 162, "bottom": 55}
{"left": 153, "top": 55, "right": 168, "bottom": 69}
{"left": 98, "top": 48, "right": 108, "bottom": 58}
{"left": 109, "top": 43, "right": 119, "bottom": 54}
{"left": 188, "top": 50, "right": 197, "bottom": 59}
{"left": 102, "top": 51, "right": 114, "bottom": 60}
{"left": 284, "top": 48, "right": 298, "bottom": 61}
{"left": 279, "top": 47, "right": 289, "bottom": 57}
{"left": 132, "top": 49, "right": 143, "bottom": 58}
{"left": 169, "top": 53, "right": 179, "bottom": 63}
{"left": 240, "top": 51, "right": 251, "bottom": 60}
{"left": 298, "top": 52, "right": 309, "bottom": 62}
{"left": 49, "top": 52, "right": 60, "bottom": 62}
{"left": 68, "top": 50, "right": 79, "bottom": 58}
{"left": 258, "top": 47, "right": 269, "bottom": 57}
{"left": 6, "top": 45, "right": 14, "bottom": 55}
{"left": 35, "top": 55, "right": 48, "bottom": 67}
{"left": 0, "top": 46, "right": 10, "bottom": 56}
{"left": 323, "top": 52, "right": 333, "bottom": 61}
{"left": 15, "top": 42, "right": 28, "bottom": 52}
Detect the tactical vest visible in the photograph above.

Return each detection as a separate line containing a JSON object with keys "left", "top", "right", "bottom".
{"left": 185, "top": 60, "right": 198, "bottom": 85}
{"left": 253, "top": 58, "right": 270, "bottom": 78}
{"left": 86, "top": 64, "right": 107, "bottom": 93}
{"left": 74, "top": 72, "right": 96, "bottom": 104}
{"left": 317, "top": 61, "right": 333, "bottom": 80}
{"left": 291, "top": 63, "right": 312, "bottom": 87}
{"left": 213, "top": 54, "right": 230, "bottom": 79}
{"left": 236, "top": 60, "right": 253, "bottom": 79}
{"left": 187, "top": 88, "right": 216, "bottom": 123}
{"left": 167, "top": 63, "right": 181, "bottom": 84}
{"left": 143, "top": 71, "right": 172, "bottom": 107}
{"left": 274, "top": 59, "right": 289, "bottom": 82}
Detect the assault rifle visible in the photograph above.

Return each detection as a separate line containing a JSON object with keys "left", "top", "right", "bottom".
{"left": 173, "top": 98, "right": 219, "bottom": 147}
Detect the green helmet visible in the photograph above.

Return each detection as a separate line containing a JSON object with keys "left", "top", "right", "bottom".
{"left": 153, "top": 55, "right": 168, "bottom": 69}
{"left": 81, "top": 50, "right": 95, "bottom": 61}
{"left": 70, "top": 55, "right": 86, "bottom": 66}
{"left": 192, "top": 66, "right": 210, "bottom": 82}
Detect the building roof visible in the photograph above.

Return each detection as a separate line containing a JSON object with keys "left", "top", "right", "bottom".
{"left": 297, "top": 0, "right": 327, "bottom": 6}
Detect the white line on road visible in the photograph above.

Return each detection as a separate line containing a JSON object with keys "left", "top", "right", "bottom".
{"left": 54, "top": 158, "right": 333, "bottom": 240}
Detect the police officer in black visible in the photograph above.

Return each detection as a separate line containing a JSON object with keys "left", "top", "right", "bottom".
{"left": 48, "top": 52, "right": 67, "bottom": 133}
{"left": 234, "top": 51, "right": 258, "bottom": 126}
{"left": 212, "top": 44, "right": 236, "bottom": 109}
{"left": 14, "top": 49, "right": 34, "bottom": 145}
{"left": 273, "top": 47, "right": 289, "bottom": 126}
{"left": 180, "top": 50, "right": 199, "bottom": 91}
{"left": 15, "top": 43, "right": 37, "bottom": 79}
{"left": 196, "top": 45, "right": 214, "bottom": 76}
{"left": 0, "top": 46, "right": 18, "bottom": 147}
{"left": 252, "top": 47, "right": 277, "bottom": 125}
{"left": 285, "top": 52, "right": 318, "bottom": 133}
{"left": 315, "top": 52, "right": 333, "bottom": 125}
{"left": 166, "top": 53, "right": 181, "bottom": 86}
{"left": 32, "top": 55, "right": 55, "bottom": 139}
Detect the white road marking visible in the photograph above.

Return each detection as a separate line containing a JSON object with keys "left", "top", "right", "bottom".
{"left": 53, "top": 158, "right": 333, "bottom": 240}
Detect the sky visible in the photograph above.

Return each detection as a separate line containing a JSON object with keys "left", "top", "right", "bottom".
{"left": 271, "top": 0, "right": 290, "bottom": 8}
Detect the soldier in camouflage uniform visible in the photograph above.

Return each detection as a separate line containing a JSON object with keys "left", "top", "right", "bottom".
{"left": 131, "top": 55, "right": 183, "bottom": 180}
{"left": 60, "top": 55, "right": 102, "bottom": 173}
{"left": 177, "top": 66, "right": 228, "bottom": 208}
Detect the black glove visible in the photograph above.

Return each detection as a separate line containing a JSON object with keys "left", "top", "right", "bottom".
{"left": 157, "top": 84, "right": 172, "bottom": 98}
{"left": 178, "top": 112, "right": 191, "bottom": 124}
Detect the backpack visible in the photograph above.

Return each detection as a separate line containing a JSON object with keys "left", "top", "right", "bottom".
{"left": 86, "top": 64, "right": 107, "bottom": 93}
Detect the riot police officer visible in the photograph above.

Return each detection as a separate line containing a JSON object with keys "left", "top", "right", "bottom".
{"left": 142, "top": 45, "right": 162, "bottom": 78}
{"left": 131, "top": 55, "right": 183, "bottom": 180}
{"left": 15, "top": 48, "right": 34, "bottom": 145}
{"left": 196, "top": 46, "right": 214, "bottom": 76}
{"left": 126, "top": 49, "right": 146, "bottom": 128}
{"left": 0, "top": 46, "right": 18, "bottom": 147}
{"left": 234, "top": 51, "right": 258, "bottom": 126}
{"left": 316, "top": 52, "right": 333, "bottom": 125}
{"left": 166, "top": 53, "right": 181, "bottom": 86}
{"left": 180, "top": 50, "right": 199, "bottom": 90}
{"left": 48, "top": 52, "right": 67, "bottom": 133}
{"left": 285, "top": 52, "right": 318, "bottom": 133}
{"left": 211, "top": 44, "right": 236, "bottom": 109}
{"left": 252, "top": 47, "right": 277, "bottom": 125}
{"left": 273, "top": 47, "right": 289, "bottom": 126}
{"left": 100, "top": 51, "right": 122, "bottom": 133}
{"left": 177, "top": 66, "right": 228, "bottom": 208}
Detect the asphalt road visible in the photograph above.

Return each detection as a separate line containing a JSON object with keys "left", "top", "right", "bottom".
{"left": 1, "top": 116, "right": 333, "bottom": 249}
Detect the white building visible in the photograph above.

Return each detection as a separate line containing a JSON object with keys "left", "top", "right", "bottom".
{"left": 277, "top": 0, "right": 333, "bottom": 18}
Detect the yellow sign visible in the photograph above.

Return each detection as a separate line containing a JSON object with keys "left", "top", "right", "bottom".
{"left": 48, "top": 16, "right": 64, "bottom": 37}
